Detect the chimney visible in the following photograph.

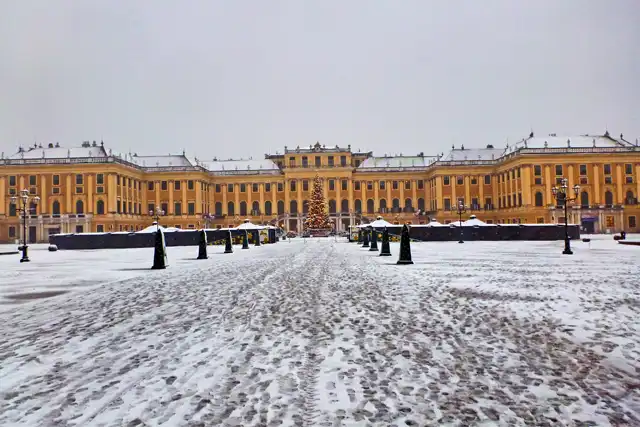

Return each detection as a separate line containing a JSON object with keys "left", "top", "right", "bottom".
{"left": 55, "top": 142, "right": 60, "bottom": 148}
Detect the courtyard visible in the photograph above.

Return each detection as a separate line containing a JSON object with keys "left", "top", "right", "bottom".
{"left": 0, "top": 237, "right": 639, "bottom": 426}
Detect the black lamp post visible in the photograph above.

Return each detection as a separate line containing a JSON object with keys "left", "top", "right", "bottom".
{"left": 456, "top": 200, "right": 467, "bottom": 243}
{"left": 149, "top": 206, "right": 165, "bottom": 232}
{"left": 552, "top": 178, "right": 580, "bottom": 255}
{"left": 11, "top": 189, "right": 40, "bottom": 262}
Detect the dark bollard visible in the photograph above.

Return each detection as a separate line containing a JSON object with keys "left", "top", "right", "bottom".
{"left": 357, "top": 229, "right": 362, "bottom": 243}
{"left": 396, "top": 224, "right": 413, "bottom": 265}
{"left": 197, "top": 229, "right": 208, "bottom": 259}
{"left": 152, "top": 228, "right": 168, "bottom": 269}
{"left": 369, "top": 228, "right": 379, "bottom": 251}
{"left": 242, "top": 230, "right": 250, "bottom": 249}
{"left": 254, "top": 230, "right": 261, "bottom": 246}
{"left": 362, "top": 229, "right": 370, "bottom": 248}
{"left": 224, "top": 230, "right": 233, "bottom": 253}
{"left": 380, "top": 227, "right": 392, "bottom": 256}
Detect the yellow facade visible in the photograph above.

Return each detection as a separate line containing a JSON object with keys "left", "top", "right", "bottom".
{"left": 1, "top": 136, "right": 639, "bottom": 243}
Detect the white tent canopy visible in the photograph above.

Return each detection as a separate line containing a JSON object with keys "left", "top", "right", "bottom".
{"left": 462, "top": 214, "right": 495, "bottom": 226}
{"left": 235, "top": 219, "right": 265, "bottom": 230}
{"left": 357, "top": 216, "right": 394, "bottom": 228}
{"left": 137, "top": 224, "right": 181, "bottom": 233}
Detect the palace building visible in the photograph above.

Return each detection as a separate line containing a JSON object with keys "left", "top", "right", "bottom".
{"left": 1, "top": 131, "right": 639, "bottom": 243}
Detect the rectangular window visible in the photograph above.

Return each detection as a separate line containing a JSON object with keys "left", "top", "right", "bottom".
{"left": 367, "top": 181, "right": 373, "bottom": 191}
{"left": 289, "top": 157, "right": 296, "bottom": 167}
{"left": 161, "top": 181, "right": 168, "bottom": 191}
{"left": 456, "top": 177, "right": 463, "bottom": 186}
{"left": 95, "top": 173, "right": 104, "bottom": 185}
{"left": 9, "top": 204, "right": 17, "bottom": 216}
{"left": 471, "top": 197, "right": 479, "bottom": 208}
{"left": 29, "top": 175, "right": 36, "bottom": 186}
{"left": 342, "top": 180, "right": 348, "bottom": 191}
{"left": 188, "top": 202, "right": 195, "bottom": 215}
{"left": 215, "top": 184, "right": 221, "bottom": 192}
{"left": 626, "top": 176, "right": 634, "bottom": 184}
{"left": 174, "top": 203, "right": 182, "bottom": 215}
{"left": 315, "top": 157, "right": 321, "bottom": 167}
{"left": 187, "top": 180, "right": 194, "bottom": 190}
{"left": 148, "top": 181, "right": 154, "bottom": 191}
{"left": 8, "top": 226, "right": 16, "bottom": 238}
{"left": 484, "top": 175, "right": 491, "bottom": 185}
{"left": 444, "top": 176, "right": 451, "bottom": 186}
{"left": 469, "top": 178, "right": 477, "bottom": 186}
{"left": 97, "top": 186, "right": 104, "bottom": 194}
{"left": 379, "top": 181, "right": 385, "bottom": 190}
{"left": 444, "top": 198, "right": 451, "bottom": 210}
{"left": 555, "top": 165, "right": 563, "bottom": 176}
{"left": 630, "top": 216, "right": 637, "bottom": 228}
{"left": 265, "top": 183, "right": 271, "bottom": 192}
{"left": 252, "top": 183, "right": 259, "bottom": 193}
{"left": 579, "top": 177, "right": 588, "bottom": 185}
{"left": 405, "top": 181, "right": 411, "bottom": 190}
{"left": 240, "top": 183, "right": 246, "bottom": 192}
{"left": 579, "top": 165, "right": 587, "bottom": 176}
{"left": 227, "top": 184, "right": 234, "bottom": 193}
{"left": 354, "top": 181, "right": 361, "bottom": 191}
{"left": 290, "top": 180, "right": 296, "bottom": 192}
{"left": 625, "top": 164, "right": 633, "bottom": 175}
{"left": 277, "top": 183, "right": 284, "bottom": 192}
{"left": 604, "top": 164, "right": 611, "bottom": 175}
{"left": 30, "top": 187, "right": 36, "bottom": 195}
{"left": 174, "top": 181, "right": 181, "bottom": 191}
{"left": 52, "top": 187, "right": 60, "bottom": 194}
{"left": 605, "top": 176, "right": 613, "bottom": 184}
{"left": 417, "top": 180, "right": 424, "bottom": 189}
{"left": 392, "top": 181, "right": 399, "bottom": 190}
{"left": 75, "top": 187, "right": 83, "bottom": 194}
{"left": 76, "top": 174, "right": 84, "bottom": 185}
{"left": 161, "top": 203, "right": 168, "bottom": 214}
{"left": 303, "top": 180, "right": 309, "bottom": 191}
{"left": 534, "top": 165, "right": 542, "bottom": 176}
{"left": 328, "top": 156, "right": 334, "bottom": 166}
{"left": 148, "top": 203, "right": 155, "bottom": 213}
{"left": 9, "top": 176, "right": 16, "bottom": 186}
{"left": 97, "top": 225, "right": 104, "bottom": 233}
{"left": 534, "top": 177, "right": 542, "bottom": 185}
{"left": 329, "top": 180, "right": 335, "bottom": 191}
{"left": 340, "top": 156, "right": 347, "bottom": 166}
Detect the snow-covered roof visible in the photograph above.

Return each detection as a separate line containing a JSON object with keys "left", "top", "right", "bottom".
{"left": 8, "top": 144, "right": 108, "bottom": 160}
{"left": 131, "top": 155, "right": 193, "bottom": 167}
{"left": 201, "top": 158, "right": 279, "bottom": 172}
{"left": 413, "top": 218, "right": 448, "bottom": 227}
{"left": 508, "top": 133, "right": 635, "bottom": 153}
{"left": 358, "top": 156, "right": 437, "bottom": 169}
{"left": 462, "top": 215, "right": 495, "bottom": 226}
{"left": 441, "top": 147, "right": 505, "bottom": 162}
{"left": 358, "top": 216, "right": 394, "bottom": 228}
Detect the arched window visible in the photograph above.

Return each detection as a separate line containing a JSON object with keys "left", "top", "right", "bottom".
{"left": 277, "top": 200, "right": 285, "bottom": 215}
{"left": 264, "top": 201, "right": 272, "bottom": 216}
{"left": 215, "top": 202, "right": 223, "bottom": 216}
{"left": 605, "top": 190, "right": 614, "bottom": 206}
{"left": 329, "top": 200, "right": 336, "bottom": 214}
{"left": 354, "top": 199, "right": 362, "bottom": 213}
{"left": 227, "top": 201, "right": 235, "bottom": 216}
{"left": 96, "top": 199, "right": 105, "bottom": 215}
{"left": 290, "top": 200, "right": 298, "bottom": 214}
{"left": 580, "top": 191, "right": 589, "bottom": 207}
{"left": 29, "top": 201, "right": 37, "bottom": 215}
{"left": 534, "top": 192, "right": 543, "bottom": 207}
{"left": 392, "top": 198, "right": 400, "bottom": 211}
{"left": 418, "top": 198, "right": 425, "bottom": 211}
{"left": 366, "top": 199, "right": 374, "bottom": 214}
{"left": 52, "top": 200, "right": 61, "bottom": 216}
{"left": 239, "top": 201, "right": 247, "bottom": 216}
{"left": 252, "top": 201, "right": 260, "bottom": 215}
{"left": 379, "top": 199, "right": 387, "bottom": 212}
{"left": 76, "top": 200, "right": 84, "bottom": 214}
{"left": 303, "top": 200, "right": 309, "bottom": 214}
{"left": 341, "top": 199, "right": 349, "bottom": 213}
{"left": 404, "top": 198, "right": 413, "bottom": 212}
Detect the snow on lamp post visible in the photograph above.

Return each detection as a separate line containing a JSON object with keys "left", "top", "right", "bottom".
{"left": 456, "top": 200, "right": 467, "bottom": 244}
{"left": 552, "top": 178, "right": 580, "bottom": 255}
{"left": 149, "top": 206, "right": 165, "bottom": 232}
{"left": 11, "top": 189, "right": 39, "bottom": 263}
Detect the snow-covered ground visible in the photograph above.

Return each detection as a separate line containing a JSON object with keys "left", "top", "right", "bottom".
{"left": 0, "top": 236, "right": 639, "bottom": 426}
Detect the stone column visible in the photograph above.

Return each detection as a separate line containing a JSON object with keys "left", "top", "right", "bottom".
{"left": 87, "top": 175, "right": 94, "bottom": 213}
{"left": 195, "top": 181, "right": 202, "bottom": 214}
{"left": 593, "top": 165, "right": 600, "bottom": 204}
{"left": 66, "top": 174, "right": 72, "bottom": 213}
{"left": 0, "top": 176, "right": 5, "bottom": 215}
{"left": 544, "top": 165, "right": 552, "bottom": 206}
{"left": 616, "top": 164, "right": 623, "bottom": 204}
{"left": 222, "top": 183, "right": 228, "bottom": 215}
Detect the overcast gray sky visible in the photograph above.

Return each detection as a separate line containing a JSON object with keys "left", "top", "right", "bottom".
{"left": 1, "top": 0, "right": 638, "bottom": 160}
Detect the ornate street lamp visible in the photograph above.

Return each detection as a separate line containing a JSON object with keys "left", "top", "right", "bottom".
{"left": 456, "top": 200, "right": 467, "bottom": 243}
{"left": 202, "top": 213, "right": 213, "bottom": 229}
{"left": 552, "top": 178, "right": 580, "bottom": 255}
{"left": 11, "top": 189, "right": 40, "bottom": 262}
{"left": 149, "top": 206, "right": 165, "bottom": 232}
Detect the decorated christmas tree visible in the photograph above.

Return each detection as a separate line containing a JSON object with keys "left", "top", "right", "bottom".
{"left": 304, "top": 175, "right": 332, "bottom": 231}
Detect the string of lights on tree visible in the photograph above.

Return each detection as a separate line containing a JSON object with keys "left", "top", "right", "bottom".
{"left": 304, "top": 175, "right": 332, "bottom": 230}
